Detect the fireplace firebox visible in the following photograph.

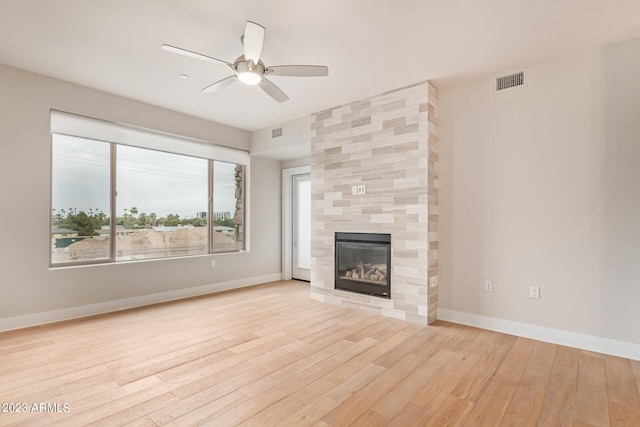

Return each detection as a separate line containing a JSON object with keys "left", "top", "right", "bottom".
{"left": 335, "top": 232, "right": 391, "bottom": 298}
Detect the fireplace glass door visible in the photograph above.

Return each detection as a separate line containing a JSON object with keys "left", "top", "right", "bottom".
{"left": 335, "top": 233, "right": 390, "bottom": 298}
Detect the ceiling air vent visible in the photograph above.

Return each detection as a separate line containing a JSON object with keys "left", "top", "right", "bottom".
{"left": 272, "top": 127, "right": 283, "bottom": 138}
{"left": 495, "top": 71, "right": 525, "bottom": 93}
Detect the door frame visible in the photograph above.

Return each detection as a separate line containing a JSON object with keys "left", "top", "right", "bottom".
{"left": 282, "top": 165, "right": 311, "bottom": 280}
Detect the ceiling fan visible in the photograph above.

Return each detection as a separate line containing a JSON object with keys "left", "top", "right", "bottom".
{"left": 161, "top": 21, "right": 329, "bottom": 103}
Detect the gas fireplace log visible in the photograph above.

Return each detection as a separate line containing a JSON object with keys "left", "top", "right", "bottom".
{"left": 348, "top": 267, "right": 361, "bottom": 279}
{"left": 341, "top": 269, "right": 387, "bottom": 282}
{"left": 364, "top": 268, "right": 377, "bottom": 279}
{"left": 367, "top": 264, "right": 387, "bottom": 273}
{"left": 358, "top": 262, "right": 365, "bottom": 276}
{"left": 341, "top": 263, "right": 387, "bottom": 282}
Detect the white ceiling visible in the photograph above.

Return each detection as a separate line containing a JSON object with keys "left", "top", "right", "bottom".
{"left": 1, "top": 1, "right": 640, "bottom": 132}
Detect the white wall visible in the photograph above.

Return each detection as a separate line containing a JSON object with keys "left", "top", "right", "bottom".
{"left": 0, "top": 64, "right": 282, "bottom": 327}
{"left": 281, "top": 156, "right": 311, "bottom": 169}
{"left": 251, "top": 115, "right": 310, "bottom": 160}
{"left": 439, "top": 37, "right": 640, "bottom": 345}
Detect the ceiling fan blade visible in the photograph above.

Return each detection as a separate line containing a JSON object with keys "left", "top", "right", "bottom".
{"left": 258, "top": 78, "right": 289, "bottom": 103}
{"left": 202, "top": 76, "right": 237, "bottom": 94}
{"left": 161, "top": 44, "right": 232, "bottom": 67}
{"left": 267, "top": 65, "right": 329, "bottom": 77}
{"left": 243, "top": 21, "right": 265, "bottom": 63}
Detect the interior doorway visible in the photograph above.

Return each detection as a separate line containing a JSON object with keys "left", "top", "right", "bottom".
{"left": 292, "top": 173, "right": 311, "bottom": 280}
{"left": 282, "top": 165, "right": 311, "bottom": 281}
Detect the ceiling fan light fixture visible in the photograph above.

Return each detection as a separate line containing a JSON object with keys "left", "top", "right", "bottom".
{"left": 237, "top": 70, "right": 262, "bottom": 85}
{"left": 162, "top": 21, "right": 328, "bottom": 102}
{"left": 235, "top": 58, "right": 264, "bottom": 85}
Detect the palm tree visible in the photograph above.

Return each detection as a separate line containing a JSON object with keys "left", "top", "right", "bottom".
{"left": 138, "top": 212, "right": 148, "bottom": 227}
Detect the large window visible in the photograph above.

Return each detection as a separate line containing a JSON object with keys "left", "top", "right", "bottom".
{"left": 50, "top": 111, "right": 248, "bottom": 266}
{"left": 115, "top": 145, "right": 209, "bottom": 261}
{"left": 51, "top": 135, "right": 111, "bottom": 263}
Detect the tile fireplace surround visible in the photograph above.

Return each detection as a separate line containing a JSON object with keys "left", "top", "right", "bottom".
{"left": 310, "top": 82, "right": 439, "bottom": 324}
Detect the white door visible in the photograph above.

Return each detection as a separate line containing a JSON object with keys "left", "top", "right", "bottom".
{"left": 292, "top": 174, "right": 311, "bottom": 281}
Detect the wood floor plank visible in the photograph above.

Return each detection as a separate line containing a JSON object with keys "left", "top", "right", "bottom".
{"left": 604, "top": 355, "right": 640, "bottom": 408}
{"left": 372, "top": 348, "right": 457, "bottom": 418}
{"left": 0, "top": 280, "right": 637, "bottom": 427}
{"left": 53, "top": 381, "right": 173, "bottom": 426}
{"left": 166, "top": 348, "right": 295, "bottom": 402}
{"left": 320, "top": 353, "right": 426, "bottom": 425}
{"left": 369, "top": 318, "right": 415, "bottom": 341}
{"left": 0, "top": 411, "right": 53, "bottom": 427}
{"left": 199, "top": 388, "right": 288, "bottom": 427}
{"left": 323, "top": 362, "right": 387, "bottom": 405}
{"left": 151, "top": 390, "right": 247, "bottom": 426}
{"left": 493, "top": 337, "right": 537, "bottom": 383}
{"left": 461, "top": 337, "right": 536, "bottom": 426}
{"left": 536, "top": 345, "right": 580, "bottom": 426}
{"left": 151, "top": 346, "right": 245, "bottom": 383}
{"left": 631, "top": 359, "right": 640, "bottom": 390}
{"left": 239, "top": 343, "right": 385, "bottom": 426}
{"left": 238, "top": 339, "right": 353, "bottom": 398}
{"left": 371, "top": 326, "right": 440, "bottom": 368}
{"left": 461, "top": 378, "right": 517, "bottom": 427}
{"left": 0, "top": 365, "right": 112, "bottom": 409}
{"left": 387, "top": 403, "right": 434, "bottom": 427}
{"left": 412, "top": 322, "right": 466, "bottom": 359}
{"left": 609, "top": 400, "right": 640, "bottom": 426}
{"left": 113, "top": 334, "right": 253, "bottom": 385}
{"left": 411, "top": 328, "right": 493, "bottom": 412}
{"left": 349, "top": 409, "right": 391, "bottom": 427}
{"left": 498, "top": 341, "right": 556, "bottom": 427}
{"left": 425, "top": 395, "right": 474, "bottom": 427}
{"left": 273, "top": 337, "right": 380, "bottom": 397}
{"left": 86, "top": 392, "right": 178, "bottom": 427}
{"left": 123, "top": 415, "right": 158, "bottom": 427}
{"left": 575, "top": 352, "right": 610, "bottom": 427}
{"left": 450, "top": 332, "right": 517, "bottom": 402}
{"left": 273, "top": 396, "right": 340, "bottom": 427}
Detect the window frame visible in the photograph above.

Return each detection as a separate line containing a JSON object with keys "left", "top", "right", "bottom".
{"left": 49, "top": 111, "right": 249, "bottom": 268}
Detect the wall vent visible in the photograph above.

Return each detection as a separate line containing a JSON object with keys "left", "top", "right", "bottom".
{"left": 495, "top": 71, "right": 525, "bottom": 92}
{"left": 271, "top": 127, "right": 283, "bottom": 138}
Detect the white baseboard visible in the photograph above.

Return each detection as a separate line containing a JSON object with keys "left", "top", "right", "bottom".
{"left": 0, "top": 273, "right": 282, "bottom": 333}
{"left": 438, "top": 308, "right": 640, "bottom": 361}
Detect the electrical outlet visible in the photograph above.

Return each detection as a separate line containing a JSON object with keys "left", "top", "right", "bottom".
{"left": 529, "top": 286, "right": 540, "bottom": 299}
{"left": 484, "top": 280, "right": 493, "bottom": 292}
{"left": 351, "top": 185, "right": 358, "bottom": 195}
{"left": 210, "top": 259, "right": 216, "bottom": 268}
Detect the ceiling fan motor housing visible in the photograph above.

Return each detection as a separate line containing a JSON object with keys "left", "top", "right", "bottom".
{"left": 235, "top": 57, "right": 265, "bottom": 85}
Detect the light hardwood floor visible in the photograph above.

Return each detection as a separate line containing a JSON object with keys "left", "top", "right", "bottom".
{"left": 1, "top": 280, "right": 639, "bottom": 426}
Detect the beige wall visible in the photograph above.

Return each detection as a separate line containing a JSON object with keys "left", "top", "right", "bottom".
{"left": 439, "top": 38, "right": 640, "bottom": 344}
{"left": 0, "top": 64, "right": 282, "bottom": 322}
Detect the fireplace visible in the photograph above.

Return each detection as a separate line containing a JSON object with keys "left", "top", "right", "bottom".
{"left": 335, "top": 232, "right": 391, "bottom": 298}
